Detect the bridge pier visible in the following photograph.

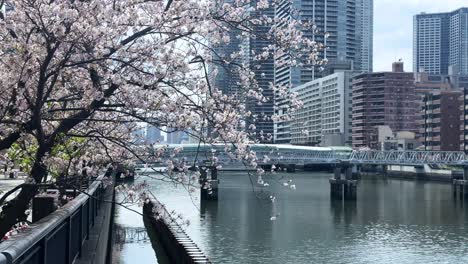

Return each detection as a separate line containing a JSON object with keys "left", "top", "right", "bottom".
{"left": 351, "top": 165, "right": 361, "bottom": 179}
{"left": 260, "top": 164, "right": 272, "bottom": 172}
{"left": 200, "top": 166, "right": 219, "bottom": 201}
{"left": 286, "top": 164, "right": 296, "bottom": 173}
{"left": 415, "top": 165, "right": 425, "bottom": 180}
{"left": 329, "top": 162, "right": 357, "bottom": 200}
{"left": 452, "top": 166, "right": 468, "bottom": 200}
{"left": 381, "top": 165, "right": 388, "bottom": 175}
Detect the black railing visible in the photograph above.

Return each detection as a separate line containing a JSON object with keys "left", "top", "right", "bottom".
{"left": 0, "top": 175, "right": 107, "bottom": 264}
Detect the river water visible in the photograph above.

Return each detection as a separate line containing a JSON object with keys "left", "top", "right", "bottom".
{"left": 114, "top": 171, "right": 468, "bottom": 264}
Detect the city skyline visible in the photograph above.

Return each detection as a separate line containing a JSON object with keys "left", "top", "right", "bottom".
{"left": 374, "top": 0, "right": 467, "bottom": 71}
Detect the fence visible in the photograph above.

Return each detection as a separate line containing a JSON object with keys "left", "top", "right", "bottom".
{"left": 0, "top": 175, "right": 109, "bottom": 264}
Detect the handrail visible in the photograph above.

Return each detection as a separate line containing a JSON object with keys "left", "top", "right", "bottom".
{"left": 0, "top": 174, "right": 106, "bottom": 264}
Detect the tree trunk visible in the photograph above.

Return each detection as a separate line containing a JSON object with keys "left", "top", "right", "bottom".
{"left": 0, "top": 185, "right": 37, "bottom": 238}
{"left": 0, "top": 160, "right": 47, "bottom": 238}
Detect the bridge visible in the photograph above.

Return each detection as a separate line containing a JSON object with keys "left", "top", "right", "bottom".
{"left": 144, "top": 144, "right": 468, "bottom": 167}
{"left": 140, "top": 144, "right": 468, "bottom": 202}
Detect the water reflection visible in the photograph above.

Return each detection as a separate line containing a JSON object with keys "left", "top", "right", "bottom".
{"left": 117, "top": 172, "right": 468, "bottom": 264}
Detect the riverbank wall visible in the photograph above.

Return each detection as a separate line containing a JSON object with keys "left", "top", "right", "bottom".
{"left": 358, "top": 164, "right": 459, "bottom": 182}
{"left": 142, "top": 199, "right": 211, "bottom": 264}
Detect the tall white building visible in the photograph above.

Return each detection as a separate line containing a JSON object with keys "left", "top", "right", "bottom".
{"left": 290, "top": 71, "right": 357, "bottom": 146}
{"left": 414, "top": 8, "right": 468, "bottom": 75}
{"left": 274, "top": 0, "right": 373, "bottom": 143}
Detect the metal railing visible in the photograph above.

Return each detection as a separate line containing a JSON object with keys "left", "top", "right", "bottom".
{"left": 349, "top": 150, "right": 468, "bottom": 166}
{"left": 157, "top": 149, "right": 468, "bottom": 167}
{"left": 0, "top": 175, "right": 107, "bottom": 264}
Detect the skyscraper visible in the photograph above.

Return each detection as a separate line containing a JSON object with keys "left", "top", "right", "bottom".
{"left": 274, "top": 0, "right": 374, "bottom": 143}
{"left": 275, "top": 0, "right": 373, "bottom": 87}
{"left": 166, "top": 129, "right": 189, "bottom": 144}
{"left": 211, "top": 1, "right": 275, "bottom": 143}
{"left": 145, "top": 126, "right": 163, "bottom": 144}
{"left": 414, "top": 8, "right": 468, "bottom": 75}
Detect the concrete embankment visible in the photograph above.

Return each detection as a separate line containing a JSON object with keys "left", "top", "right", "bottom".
{"left": 359, "top": 164, "right": 459, "bottom": 182}
{"left": 143, "top": 199, "right": 211, "bottom": 264}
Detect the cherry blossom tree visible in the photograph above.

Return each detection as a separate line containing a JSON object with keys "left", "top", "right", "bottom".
{"left": 0, "top": 0, "right": 326, "bottom": 238}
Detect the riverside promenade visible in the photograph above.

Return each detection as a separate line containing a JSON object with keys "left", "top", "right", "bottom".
{"left": 0, "top": 175, "right": 115, "bottom": 264}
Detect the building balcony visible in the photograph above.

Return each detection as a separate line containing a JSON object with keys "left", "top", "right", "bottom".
{"left": 352, "top": 119, "right": 367, "bottom": 125}
{"left": 352, "top": 111, "right": 367, "bottom": 116}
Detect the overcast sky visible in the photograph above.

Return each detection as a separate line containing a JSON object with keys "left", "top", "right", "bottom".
{"left": 374, "top": 0, "right": 467, "bottom": 72}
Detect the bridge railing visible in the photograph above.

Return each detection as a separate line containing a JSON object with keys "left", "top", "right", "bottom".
{"left": 349, "top": 150, "right": 468, "bottom": 165}
{"left": 143, "top": 147, "right": 468, "bottom": 167}
{"left": 0, "top": 175, "right": 107, "bottom": 264}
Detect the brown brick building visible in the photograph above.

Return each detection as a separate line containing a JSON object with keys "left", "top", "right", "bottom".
{"left": 421, "top": 90, "right": 462, "bottom": 151}
{"left": 352, "top": 62, "right": 418, "bottom": 149}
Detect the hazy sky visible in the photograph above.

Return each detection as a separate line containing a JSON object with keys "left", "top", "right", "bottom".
{"left": 374, "top": 0, "right": 467, "bottom": 72}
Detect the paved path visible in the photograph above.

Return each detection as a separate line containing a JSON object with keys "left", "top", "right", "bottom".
{"left": 0, "top": 179, "right": 25, "bottom": 212}
{"left": 75, "top": 183, "right": 115, "bottom": 264}
{"left": 0, "top": 179, "right": 24, "bottom": 195}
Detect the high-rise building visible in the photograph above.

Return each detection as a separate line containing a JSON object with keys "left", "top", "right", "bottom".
{"left": 275, "top": 0, "right": 373, "bottom": 87}
{"left": 413, "top": 8, "right": 468, "bottom": 75}
{"left": 166, "top": 129, "right": 189, "bottom": 144}
{"left": 131, "top": 127, "right": 146, "bottom": 145}
{"left": 211, "top": 1, "right": 275, "bottom": 143}
{"left": 290, "top": 71, "right": 358, "bottom": 146}
{"left": 274, "top": 0, "right": 374, "bottom": 143}
{"left": 145, "top": 126, "right": 163, "bottom": 144}
{"left": 352, "top": 62, "right": 418, "bottom": 149}
{"left": 212, "top": 31, "right": 242, "bottom": 98}
{"left": 245, "top": 3, "right": 275, "bottom": 142}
